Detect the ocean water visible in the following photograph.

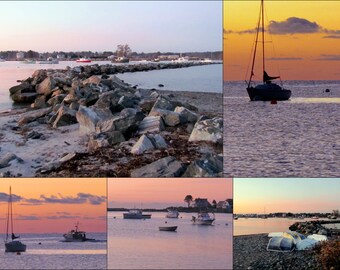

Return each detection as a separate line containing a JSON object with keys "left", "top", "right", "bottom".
{"left": 0, "top": 61, "right": 221, "bottom": 111}
{"left": 0, "top": 232, "right": 106, "bottom": 269}
{"left": 223, "top": 80, "right": 340, "bottom": 177}
{"left": 108, "top": 211, "right": 232, "bottom": 269}
{"left": 234, "top": 217, "right": 331, "bottom": 236}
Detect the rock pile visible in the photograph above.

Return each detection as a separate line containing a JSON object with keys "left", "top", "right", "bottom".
{"left": 7, "top": 63, "right": 223, "bottom": 177}
{"left": 289, "top": 220, "right": 340, "bottom": 236}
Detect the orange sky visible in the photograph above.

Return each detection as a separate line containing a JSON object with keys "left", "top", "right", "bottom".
{"left": 0, "top": 178, "right": 106, "bottom": 234}
{"left": 224, "top": 1, "right": 340, "bottom": 81}
{"left": 108, "top": 178, "right": 232, "bottom": 209}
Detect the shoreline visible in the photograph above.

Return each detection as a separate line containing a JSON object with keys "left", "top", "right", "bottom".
{"left": 0, "top": 65, "right": 222, "bottom": 177}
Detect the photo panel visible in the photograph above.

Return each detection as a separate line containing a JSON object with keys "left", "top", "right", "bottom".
{"left": 108, "top": 178, "right": 233, "bottom": 269}
{"left": 0, "top": 178, "right": 107, "bottom": 269}
{"left": 233, "top": 178, "right": 340, "bottom": 269}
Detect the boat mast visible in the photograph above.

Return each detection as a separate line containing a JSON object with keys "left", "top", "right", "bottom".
{"left": 261, "top": 0, "right": 265, "bottom": 83}
{"left": 248, "top": 2, "right": 262, "bottom": 88}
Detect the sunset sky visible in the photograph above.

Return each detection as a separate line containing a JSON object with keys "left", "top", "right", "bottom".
{"left": 224, "top": 1, "right": 340, "bottom": 80}
{"left": 108, "top": 178, "right": 232, "bottom": 209}
{"left": 234, "top": 178, "right": 340, "bottom": 214}
{"left": 0, "top": 1, "right": 221, "bottom": 53}
{"left": 0, "top": 178, "right": 106, "bottom": 234}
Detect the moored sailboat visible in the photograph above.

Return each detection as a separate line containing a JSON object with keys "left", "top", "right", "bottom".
{"left": 246, "top": 0, "right": 291, "bottom": 101}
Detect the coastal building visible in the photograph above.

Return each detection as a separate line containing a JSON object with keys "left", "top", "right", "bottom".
{"left": 16, "top": 52, "right": 24, "bottom": 60}
{"left": 217, "top": 200, "right": 232, "bottom": 212}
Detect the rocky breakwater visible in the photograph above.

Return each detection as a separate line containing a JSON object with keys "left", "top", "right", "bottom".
{"left": 289, "top": 220, "right": 340, "bottom": 237}
{"left": 3, "top": 64, "right": 222, "bottom": 177}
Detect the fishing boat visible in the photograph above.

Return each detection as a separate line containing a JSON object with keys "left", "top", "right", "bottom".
{"left": 191, "top": 212, "right": 215, "bottom": 225}
{"left": 111, "top": 56, "right": 129, "bottom": 63}
{"left": 246, "top": 0, "right": 291, "bottom": 101}
{"left": 5, "top": 187, "right": 27, "bottom": 252}
{"left": 123, "top": 209, "right": 151, "bottom": 219}
{"left": 76, "top": 58, "right": 91, "bottom": 63}
{"left": 63, "top": 222, "right": 88, "bottom": 242}
{"left": 166, "top": 209, "right": 179, "bottom": 218}
{"left": 159, "top": 226, "right": 177, "bottom": 232}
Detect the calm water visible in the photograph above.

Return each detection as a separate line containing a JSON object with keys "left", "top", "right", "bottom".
{"left": 234, "top": 217, "right": 332, "bottom": 236}
{"left": 223, "top": 80, "right": 340, "bottom": 177}
{"left": 0, "top": 61, "right": 221, "bottom": 111}
{"left": 108, "top": 211, "right": 232, "bottom": 269}
{"left": 0, "top": 233, "right": 106, "bottom": 269}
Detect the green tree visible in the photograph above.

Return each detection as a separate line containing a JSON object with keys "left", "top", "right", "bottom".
{"left": 184, "top": 195, "right": 193, "bottom": 208}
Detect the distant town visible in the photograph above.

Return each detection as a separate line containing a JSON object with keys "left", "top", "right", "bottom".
{"left": 235, "top": 209, "right": 339, "bottom": 219}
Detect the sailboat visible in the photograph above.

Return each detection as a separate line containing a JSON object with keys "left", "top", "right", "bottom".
{"left": 4, "top": 187, "right": 27, "bottom": 252}
{"left": 246, "top": 0, "right": 291, "bottom": 101}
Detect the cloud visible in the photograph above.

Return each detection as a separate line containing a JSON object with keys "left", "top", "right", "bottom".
{"left": 40, "top": 193, "right": 106, "bottom": 205}
{"left": 323, "top": 35, "right": 340, "bottom": 39}
{"left": 17, "top": 215, "right": 40, "bottom": 220}
{"left": 267, "top": 57, "right": 303, "bottom": 61}
{"left": 46, "top": 215, "right": 80, "bottom": 220}
{"left": 0, "top": 192, "right": 22, "bottom": 202}
{"left": 268, "top": 17, "right": 320, "bottom": 34}
{"left": 315, "top": 54, "right": 340, "bottom": 61}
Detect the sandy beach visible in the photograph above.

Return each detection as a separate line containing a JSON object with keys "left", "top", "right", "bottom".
{"left": 0, "top": 66, "right": 222, "bottom": 177}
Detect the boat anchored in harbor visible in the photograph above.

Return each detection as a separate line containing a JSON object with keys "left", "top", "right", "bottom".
{"left": 246, "top": 0, "right": 291, "bottom": 101}
{"left": 123, "top": 209, "right": 152, "bottom": 219}
{"left": 76, "top": 58, "right": 92, "bottom": 63}
{"left": 63, "top": 222, "right": 92, "bottom": 242}
{"left": 166, "top": 209, "right": 179, "bottom": 218}
{"left": 191, "top": 212, "right": 215, "bottom": 225}
{"left": 5, "top": 187, "right": 27, "bottom": 252}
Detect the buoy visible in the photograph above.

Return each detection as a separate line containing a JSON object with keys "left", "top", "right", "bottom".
{"left": 325, "top": 89, "right": 330, "bottom": 93}
{"left": 17, "top": 252, "right": 21, "bottom": 255}
{"left": 38, "top": 242, "right": 42, "bottom": 245}
{"left": 270, "top": 100, "right": 277, "bottom": 104}
{"left": 165, "top": 221, "right": 167, "bottom": 224}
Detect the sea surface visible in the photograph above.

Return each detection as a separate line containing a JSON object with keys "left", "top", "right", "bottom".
{"left": 108, "top": 211, "right": 232, "bottom": 269}
{"left": 0, "top": 61, "right": 222, "bottom": 111}
{"left": 234, "top": 217, "right": 333, "bottom": 236}
{"left": 224, "top": 80, "right": 340, "bottom": 177}
{"left": 0, "top": 232, "right": 106, "bottom": 269}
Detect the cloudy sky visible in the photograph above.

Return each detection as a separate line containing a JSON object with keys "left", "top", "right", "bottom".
{"left": 0, "top": 178, "right": 106, "bottom": 233}
{"left": 224, "top": 1, "right": 340, "bottom": 80}
{"left": 234, "top": 178, "right": 340, "bottom": 214}
{"left": 108, "top": 178, "right": 232, "bottom": 209}
{"left": 0, "top": 1, "right": 221, "bottom": 53}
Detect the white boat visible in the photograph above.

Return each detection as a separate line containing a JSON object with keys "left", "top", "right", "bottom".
{"left": 166, "top": 209, "right": 179, "bottom": 218}
{"left": 112, "top": 57, "right": 129, "bottom": 63}
{"left": 5, "top": 187, "right": 26, "bottom": 252}
{"left": 63, "top": 222, "right": 88, "bottom": 242}
{"left": 123, "top": 209, "right": 151, "bottom": 219}
{"left": 76, "top": 58, "right": 91, "bottom": 63}
{"left": 191, "top": 212, "right": 215, "bottom": 225}
{"left": 246, "top": 0, "right": 291, "bottom": 101}
{"left": 39, "top": 57, "right": 59, "bottom": 64}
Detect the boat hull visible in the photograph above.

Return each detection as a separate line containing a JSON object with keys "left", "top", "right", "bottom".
{"left": 194, "top": 220, "right": 215, "bottom": 225}
{"left": 123, "top": 214, "right": 151, "bottom": 219}
{"left": 247, "top": 86, "right": 291, "bottom": 101}
{"left": 5, "top": 241, "right": 27, "bottom": 252}
{"left": 159, "top": 226, "right": 177, "bottom": 232}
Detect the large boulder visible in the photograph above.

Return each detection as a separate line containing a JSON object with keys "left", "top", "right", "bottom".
{"left": 83, "top": 75, "right": 101, "bottom": 85}
{"left": 0, "top": 153, "right": 23, "bottom": 169}
{"left": 130, "top": 156, "right": 184, "bottom": 177}
{"left": 189, "top": 116, "right": 223, "bottom": 144}
{"left": 131, "top": 134, "right": 167, "bottom": 154}
{"left": 174, "top": 106, "right": 198, "bottom": 123}
{"left": 36, "top": 77, "right": 56, "bottom": 96}
{"left": 150, "top": 96, "right": 174, "bottom": 113}
{"left": 149, "top": 109, "right": 182, "bottom": 127}
{"left": 138, "top": 116, "right": 165, "bottom": 134}
{"left": 17, "top": 107, "right": 52, "bottom": 126}
{"left": 52, "top": 105, "right": 77, "bottom": 128}
{"left": 182, "top": 154, "right": 223, "bottom": 177}
{"left": 9, "top": 82, "right": 37, "bottom": 103}
{"left": 76, "top": 106, "right": 102, "bottom": 133}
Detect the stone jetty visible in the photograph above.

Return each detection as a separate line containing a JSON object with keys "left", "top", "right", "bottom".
{"left": 1, "top": 62, "right": 222, "bottom": 177}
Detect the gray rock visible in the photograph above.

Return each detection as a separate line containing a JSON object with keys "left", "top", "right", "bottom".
{"left": 182, "top": 154, "right": 223, "bottom": 177}
{"left": 150, "top": 96, "right": 174, "bottom": 112}
{"left": 31, "top": 95, "right": 48, "bottom": 109}
{"left": 18, "top": 107, "right": 52, "bottom": 126}
{"left": 131, "top": 134, "right": 155, "bottom": 154}
{"left": 27, "top": 131, "right": 44, "bottom": 140}
{"left": 36, "top": 77, "right": 56, "bottom": 96}
{"left": 47, "top": 94, "right": 66, "bottom": 107}
{"left": 174, "top": 106, "right": 198, "bottom": 123}
{"left": 76, "top": 106, "right": 101, "bottom": 133}
{"left": 130, "top": 156, "right": 184, "bottom": 177}
{"left": 0, "top": 153, "right": 23, "bottom": 169}
{"left": 59, "top": 152, "right": 76, "bottom": 163}
{"left": 9, "top": 82, "right": 37, "bottom": 103}
{"left": 189, "top": 116, "right": 223, "bottom": 144}
{"left": 83, "top": 75, "right": 101, "bottom": 85}
{"left": 149, "top": 109, "right": 182, "bottom": 127}
{"left": 52, "top": 105, "right": 77, "bottom": 128}
{"left": 138, "top": 116, "right": 165, "bottom": 134}
{"left": 88, "top": 131, "right": 125, "bottom": 152}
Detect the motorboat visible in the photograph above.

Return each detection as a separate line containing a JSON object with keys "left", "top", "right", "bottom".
{"left": 112, "top": 57, "right": 129, "bottom": 63}
{"left": 166, "top": 209, "right": 179, "bottom": 218}
{"left": 159, "top": 226, "right": 177, "bottom": 232}
{"left": 63, "top": 222, "right": 88, "bottom": 242}
{"left": 5, "top": 187, "right": 27, "bottom": 252}
{"left": 76, "top": 58, "right": 91, "bottom": 63}
{"left": 123, "top": 209, "right": 151, "bottom": 219}
{"left": 21, "top": 59, "right": 36, "bottom": 64}
{"left": 245, "top": 0, "right": 291, "bottom": 101}
{"left": 191, "top": 212, "right": 215, "bottom": 225}
{"left": 39, "top": 57, "right": 59, "bottom": 64}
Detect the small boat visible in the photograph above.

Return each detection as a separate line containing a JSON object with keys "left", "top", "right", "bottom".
{"left": 159, "top": 226, "right": 177, "bottom": 232}
{"left": 5, "top": 187, "right": 27, "bottom": 252}
{"left": 123, "top": 209, "right": 151, "bottom": 219}
{"left": 191, "top": 212, "right": 215, "bottom": 225}
{"left": 112, "top": 57, "right": 129, "bottom": 63}
{"left": 21, "top": 59, "right": 36, "bottom": 64}
{"left": 76, "top": 58, "right": 91, "bottom": 63}
{"left": 246, "top": 0, "right": 291, "bottom": 101}
{"left": 39, "top": 57, "right": 59, "bottom": 64}
{"left": 311, "top": 216, "right": 319, "bottom": 220}
{"left": 166, "top": 209, "right": 179, "bottom": 218}
{"left": 63, "top": 222, "right": 89, "bottom": 242}
{"left": 234, "top": 215, "right": 239, "bottom": 220}
{"left": 267, "top": 236, "right": 295, "bottom": 252}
